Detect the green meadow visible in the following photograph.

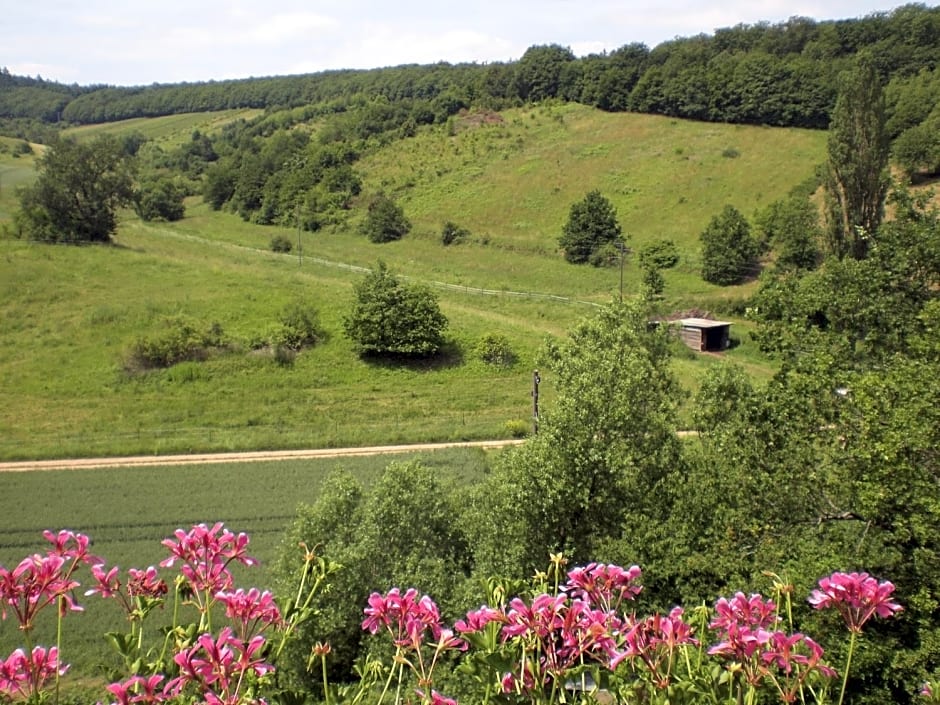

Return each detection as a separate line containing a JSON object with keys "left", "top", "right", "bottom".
{"left": 0, "top": 104, "right": 825, "bottom": 460}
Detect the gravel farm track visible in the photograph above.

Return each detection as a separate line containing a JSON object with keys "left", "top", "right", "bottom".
{"left": 0, "top": 440, "right": 527, "bottom": 472}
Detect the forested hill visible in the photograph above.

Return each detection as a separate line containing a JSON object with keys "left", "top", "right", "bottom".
{"left": 2, "top": 3, "right": 940, "bottom": 135}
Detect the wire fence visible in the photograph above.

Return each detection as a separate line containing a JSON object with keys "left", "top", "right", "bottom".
{"left": 151, "top": 226, "right": 606, "bottom": 309}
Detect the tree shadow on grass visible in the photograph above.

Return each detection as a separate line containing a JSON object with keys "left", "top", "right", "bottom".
{"left": 359, "top": 340, "right": 464, "bottom": 372}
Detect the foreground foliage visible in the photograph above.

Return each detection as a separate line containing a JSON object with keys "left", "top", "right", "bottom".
{"left": 0, "top": 528, "right": 913, "bottom": 705}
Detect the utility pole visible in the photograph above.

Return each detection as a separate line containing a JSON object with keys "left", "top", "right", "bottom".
{"left": 617, "top": 240, "right": 627, "bottom": 303}
{"left": 532, "top": 369, "right": 541, "bottom": 435}
{"left": 295, "top": 203, "right": 302, "bottom": 267}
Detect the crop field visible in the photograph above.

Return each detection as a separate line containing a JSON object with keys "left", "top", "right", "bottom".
{"left": 61, "top": 109, "right": 263, "bottom": 146}
{"left": 0, "top": 447, "right": 491, "bottom": 673}
{"left": 0, "top": 105, "right": 822, "bottom": 460}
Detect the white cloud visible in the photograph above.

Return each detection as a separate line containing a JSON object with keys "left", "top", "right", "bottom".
{"left": 250, "top": 12, "right": 339, "bottom": 44}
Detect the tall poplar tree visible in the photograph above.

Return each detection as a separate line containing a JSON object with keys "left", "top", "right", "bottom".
{"left": 824, "top": 58, "right": 890, "bottom": 260}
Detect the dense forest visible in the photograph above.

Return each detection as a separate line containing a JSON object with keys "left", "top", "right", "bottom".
{"left": 3, "top": 3, "right": 940, "bottom": 136}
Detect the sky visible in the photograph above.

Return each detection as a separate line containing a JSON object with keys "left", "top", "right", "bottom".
{"left": 2, "top": 0, "right": 913, "bottom": 87}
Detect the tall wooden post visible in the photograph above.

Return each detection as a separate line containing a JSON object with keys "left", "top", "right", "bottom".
{"left": 532, "top": 369, "right": 541, "bottom": 435}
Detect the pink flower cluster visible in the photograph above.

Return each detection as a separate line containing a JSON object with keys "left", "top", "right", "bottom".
{"left": 612, "top": 607, "right": 697, "bottom": 688}
{"left": 106, "top": 675, "right": 171, "bottom": 705}
{"left": 708, "top": 592, "right": 836, "bottom": 701}
{"left": 160, "top": 523, "right": 258, "bottom": 607}
{"left": 0, "top": 646, "right": 67, "bottom": 701}
{"left": 215, "top": 588, "right": 282, "bottom": 641}
{"left": 563, "top": 562, "right": 643, "bottom": 611}
{"left": 362, "top": 587, "right": 461, "bottom": 651}
{"left": 501, "top": 592, "right": 623, "bottom": 677}
{"left": 363, "top": 563, "right": 910, "bottom": 704}
{"left": 86, "top": 564, "right": 168, "bottom": 616}
{"left": 168, "top": 627, "right": 272, "bottom": 705}
{"left": 405, "top": 563, "right": 649, "bottom": 700}
{"left": 808, "top": 571, "right": 902, "bottom": 634}
{"left": 0, "top": 530, "right": 98, "bottom": 631}
{"left": 105, "top": 628, "right": 275, "bottom": 705}
{"left": 708, "top": 592, "right": 780, "bottom": 666}
{"left": 0, "top": 530, "right": 97, "bottom": 702}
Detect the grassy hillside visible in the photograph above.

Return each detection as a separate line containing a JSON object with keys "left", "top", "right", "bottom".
{"left": 0, "top": 105, "right": 826, "bottom": 460}
{"left": 364, "top": 104, "right": 824, "bottom": 260}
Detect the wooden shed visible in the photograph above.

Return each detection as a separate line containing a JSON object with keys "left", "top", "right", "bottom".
{"left": 677, "top": 318, "right": 731, "bottom": 352}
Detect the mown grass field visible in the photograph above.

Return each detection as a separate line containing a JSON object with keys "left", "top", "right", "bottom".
{"left": 0, "top": 447, "right": 490, "bottom": 674}
{"left": 60, "top": 109, "right": 263, "bottom": 146}
{"left": 0, "top": 104, "right": 825, "bottom": 460}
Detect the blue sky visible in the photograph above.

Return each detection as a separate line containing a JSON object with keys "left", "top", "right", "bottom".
{"left": 2, "top": 0, "right": 911, "bottom": 87}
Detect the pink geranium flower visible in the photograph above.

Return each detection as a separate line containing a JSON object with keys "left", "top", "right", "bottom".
{"left": 0, "top": 554, "right": 82, "bottom": 630}
{"left": 563, "top": 562, "right": 642, "bottom": 611}
{"left": 216, "top": 588, "right": 283, "bottom": 640}
{"left": 454, "top": 605, "right": 504, "bottom": 634}
{"left": 0, "top": 646, "right": 68, "bottom": 701}
{"left": 160, "top": 524, "right": 258, "bottom": 611}
{"left": 362, "top": 587, "right": 457, "bottom": 651}
{"left": 808, "top": 571, "right": 902, "bottom": 633}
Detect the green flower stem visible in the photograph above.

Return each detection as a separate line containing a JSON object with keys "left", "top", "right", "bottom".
{"left": 376, "top": 649, "right": 401, "bottom": 705}
{"left": 837, "top": 631, "right": 857, "bottom": 705}
{"left": 54, "top": 595, "right": 63, "bottom": 705}
{"left": 320, "top": 652, "right": 332, "bottom": 705}
{"left": 159, "top": 579, "right": 183, "bottom": 669}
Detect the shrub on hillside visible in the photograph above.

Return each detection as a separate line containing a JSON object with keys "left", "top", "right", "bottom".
{"left": 559, "top": 190, "right": 622, "bottom": 265}
{"left": 135, "top": 176, "right": 186, "bottom": 222}
{"left": 441, "top": 221, "right": 470, "bottom": 245}
{"left": 476, "top": 332, "right": 516, "bottom": 367}
{"left": 639, "top": 239, "right": 680, "bottom": 271}
{"left": 270, "top": 234, "right": 293, "bottom": 253}
{"left": 700, "top": 204, "right": 760, "bottom": 285}
{"left": 274, "top": 298, "right": 323, "bottom": 351}
{"left": 588, "top": 240, "right": 625, "bottom": 267}
{"left": 124, "top": 316, "right": 226, "bottom": 371}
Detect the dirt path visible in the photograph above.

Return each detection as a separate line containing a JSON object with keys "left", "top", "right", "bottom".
{"left": 0, "top": 439, "right": 526, "bottom": 472}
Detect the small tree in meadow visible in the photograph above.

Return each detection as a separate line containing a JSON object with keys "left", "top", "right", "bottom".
{"left": 343, "top": 261, "right": 447, "bottom": 356}
{"left": 475, "top": 332, "right": 515, "bottom": 367}
{"left": 700, "top": 205, "right": 759, "bottom": 285}
{"left": 638, "top": 238, "right": 680, "bottom": 297}
{"left": 135, "top": 176, "right": 186, "bottom": 222}
{"left": 15, "top": 135, "right": 135, "bottom": 243}
{"left": 559, "top": 190, "right": 622, "bottom": 265}
{"left": 360, "top": 194, "right": 410, "bottom": 243}
{"left": 441, "top": 221, "right": 470, "bottom": 245}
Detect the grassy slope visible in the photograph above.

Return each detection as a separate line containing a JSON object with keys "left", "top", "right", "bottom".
{"left": 0, "top": 105, "right": 826, "bottom": 460}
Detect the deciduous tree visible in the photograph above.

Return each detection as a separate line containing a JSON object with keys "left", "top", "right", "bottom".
{"left": 343, "top": 261, "right": 447, "bottom": 356}
{"left": 465, "top": 302, "right": 683, "bottom": 578}
{"left": 699, "top": 204, "right": 759, "bottom": 285}
{"left": 135, "top": 176, "right": 186, "bottom": 222}
{"left": 558, "top": 190, "right": 622, "bottom": 265}
{"left": 757, "top": 196, "right": 821, "bottom": 272}
{"left": 824, "top": 58, "right": 890, "bottom": 260}
{"left": 14, "top": 135, "right": 134, "bottom": 243}
{"left": 359, "top": 193, "right": 410, "bottom": 243}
